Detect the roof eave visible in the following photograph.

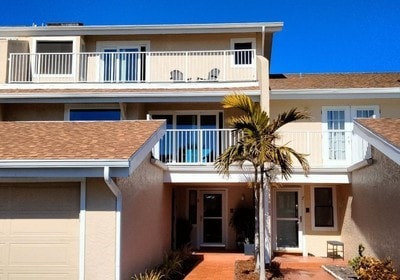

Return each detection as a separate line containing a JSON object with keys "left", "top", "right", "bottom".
{"left": 0, "top": 22, "right": 284, "bottom": 37}
{"left": 271, "top": 87, "right": 400, "bottom": 100}
{"left": 353, "top": 120, "right": 400, "bottom": 165}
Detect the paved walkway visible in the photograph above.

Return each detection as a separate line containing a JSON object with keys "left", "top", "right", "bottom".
{"left": 185, "top": 252, "right": 347, "bottom": 279}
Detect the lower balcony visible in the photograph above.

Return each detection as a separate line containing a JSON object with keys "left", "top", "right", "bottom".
{"left": 8, "top": 50, "right": 256, "bottom": 84}
{"left": 153, "top": 129, "right": 369, "bottom": 169}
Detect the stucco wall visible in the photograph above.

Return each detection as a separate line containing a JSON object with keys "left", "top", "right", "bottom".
{"left": 83, "top": 33, "right": 264, "bottom": 55}
{"left": 2, "top": 104, "right": 65, "bottom": 121}
{"left": 116, "top": 154, "right": 171, "bottom": 278}
{"left": 342, "top": 147, "right": 400, "bottom": 270}
{"left": 174, "top": 183, "right": 253, "bottom": 250}
{"left": 85, "top": 179, "right": 116, "bottom": 280}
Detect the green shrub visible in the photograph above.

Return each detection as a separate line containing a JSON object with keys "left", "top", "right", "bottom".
{"left": 131, "top": 269, "right": 163, "bottom": 280}
{"left": 349, "top": 244, "right": 399, "bottom": 280}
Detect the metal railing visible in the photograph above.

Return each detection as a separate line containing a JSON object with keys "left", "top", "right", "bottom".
{"left": 8, "top": 49, "right": 257, "bottom": 83}
{"left": 154, "top": 129, "right": 369, "bottom": 167}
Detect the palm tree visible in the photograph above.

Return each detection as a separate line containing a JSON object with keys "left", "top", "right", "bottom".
{"left": 215, "top": 93, "right": 310, "bottom": 280}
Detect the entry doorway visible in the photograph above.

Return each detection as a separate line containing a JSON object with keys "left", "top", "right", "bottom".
{"left": 199, "top": 190, "right": 227, "bottom": 247}
{"left": 273, "top": 189, "right": 303, "bottom": 252}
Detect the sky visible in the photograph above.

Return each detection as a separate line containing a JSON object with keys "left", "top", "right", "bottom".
{"left": 1, "top": 0, "right": 399, "bottom": 74}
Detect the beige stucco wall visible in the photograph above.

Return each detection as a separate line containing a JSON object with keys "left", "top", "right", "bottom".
{"left": 83, "top": 33, "right": 264, "bottom": 54}
{"left": 174, "top": 183, "right": 253, "bottom": 250}
{"left": 270, "top": 98, "right": 400, "bottom": 122}
{"left": 116, "top": 154, "right": 171, "bottom": 278}
{"left": 85, "top": 178, "right": 117, "bottom": 280}
{"left": 342, "top": 148, "right": 400, "bottom": 270}
{"left": 0, "top": 40, "right": 8, "bottom": 84}
{"left": 0, "top": 39, "right": 30, "bottom": 84}
{"left": 301, "top": 184, "right": 350, "bottom": 257}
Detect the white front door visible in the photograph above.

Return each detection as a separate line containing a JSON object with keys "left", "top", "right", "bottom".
{"left": 200, "top": 190, "right": 226, "bottom": 247}
{"left": 274, "top": 189, "right": 303, "bottom": 252}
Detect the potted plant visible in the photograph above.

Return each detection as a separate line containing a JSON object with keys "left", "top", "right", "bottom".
{"left": 229, "top": 207, "right": 255, "bottom": 254}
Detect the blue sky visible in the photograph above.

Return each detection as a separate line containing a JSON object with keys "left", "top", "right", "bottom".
{"left": 2, "top": 0, "right": 399, "bottom": 74}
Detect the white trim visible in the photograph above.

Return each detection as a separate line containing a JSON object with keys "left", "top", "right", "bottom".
{"left": 0, "top": 159, "right": 129, "bottom": 168}
{"left": 79, "top": 179, "right": 86, "bottom": 280}
{"left": 96, "top": 41, "right": 150, "bottom": 83}
{"left": 351, "top": 105, "right": 380, "bottom": 119}
{"left": 322, "top": 106, "right": 352, "bottom": 165}
{"left": 0, "top": 22, "right": 283, "bottom": 37}
{"left": 271, "top": 88, "right": 400, "bottom": 100}
{"left": 31, "top": 36, "right": 80, "bottom": 79}
{"left": 64, "top": 103, "right": 121, "bottom": 120}
{"left": 104, "top": 166, "right": 122, "bottom": 280}
{"left": 96, "top": 40, "right": 150, "bottom": 52}
{"left": 230, "top": 38, "right": 256, "bottom": 68}
{"left": 354, "top": 120, "right": 400, "bottom": 165}
{"left": 198, "top": 189, "right": 228, "bottom": 248}
{"left": 310, "top": 186, "right": 338, "bottom": 231}
{"left": 149, "top": 110, "right": 223, "bottom": 129}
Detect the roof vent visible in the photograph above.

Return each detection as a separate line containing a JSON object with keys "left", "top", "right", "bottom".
{"left": 46, "top": 22, "right": 84, "bottom": 27}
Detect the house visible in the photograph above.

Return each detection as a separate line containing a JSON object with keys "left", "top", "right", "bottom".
{"left": 343, "top": 118, "right": 400, "bottom": 271}
{"left": 0, "top": 22, "right": 283, "bottom": 280}
{"left": 0, "top": 22, "right": 399, "bottom": 279}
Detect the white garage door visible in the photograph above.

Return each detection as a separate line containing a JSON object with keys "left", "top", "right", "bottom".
{"left": 0, "top": 183, "right": 80, "bottom": 280}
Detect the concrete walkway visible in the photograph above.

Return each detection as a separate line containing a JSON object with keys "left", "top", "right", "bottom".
{"left": 185, "top": 252, "right": 347, "bottom": 279}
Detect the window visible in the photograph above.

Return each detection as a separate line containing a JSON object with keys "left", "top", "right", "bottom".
{"left": 231, "top": 38, "right": 255, "bottom": 66}
{"left": 35, "top": 40, "right": 74, "bottom": 75}
{"left": 151, "top": 111, "right": 222, "bottom": 163}
{"left": 322, "top": 106, "right": 380, "bottom": 164}
{"left": 97, "top": 41, "right": 149, "bottom": 82}
{"left": 312, "top": 187, "right": 337, "bottom": 230}
{"left": 69, "top": 109, "right": 121, "bottom": 121}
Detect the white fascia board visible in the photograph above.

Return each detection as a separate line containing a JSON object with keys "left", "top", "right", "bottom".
{"left": 0, "top": 81, "right": 259, "bottom": 90}
{"left": 0, "top": 22, "right": 283, "bottom": 37}
{"left": 127, "top": 121, "right": 166, "bottom": 174}
{"left": 0, "top": 90, "right": 261, "bottom": 104}
{"left": 0, "top": 159, "right": 129, "bottom": 168}
{"left": 354, "top": 121, "right": 400, "bottom": 165}
{"left": 163, "top": 165, "right": 350, "bottom": 184}
{"left": 0, "top": 160, "right": 130, "bottom": 178}
{"left": 0, "top": 167, "right": 129, "bottom": 178}
{"left": 271, "top": 88, "right": 400, "bottom": 100}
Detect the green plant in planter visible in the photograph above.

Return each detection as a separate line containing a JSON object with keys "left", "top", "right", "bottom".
{"left": 230, "top": 207, "right": 255, "bottom": 249}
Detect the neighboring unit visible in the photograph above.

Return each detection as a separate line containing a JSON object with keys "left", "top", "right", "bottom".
{"left": 0, "top": 22, "right": 399, "bottom": 279}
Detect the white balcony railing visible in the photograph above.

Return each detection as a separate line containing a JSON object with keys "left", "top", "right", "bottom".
{"left": 8, "top": 50, "right": 257, "bottom": 84}
{"left": 154, "top": 129, "right": 370, "bottom": 168}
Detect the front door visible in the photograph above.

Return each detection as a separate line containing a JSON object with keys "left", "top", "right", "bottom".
{"left": 200, "top": 190, "right": 226, "bottom": 247}
{"left": 275, "top": 189, "right": 302, "bottom": 251}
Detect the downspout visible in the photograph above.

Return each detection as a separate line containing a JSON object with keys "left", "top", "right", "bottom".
{"left": 104, "top": 166, "right": 122, "bottom": 280}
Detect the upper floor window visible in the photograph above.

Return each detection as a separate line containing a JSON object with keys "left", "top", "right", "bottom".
{"left": 66, "top": 105, "right": 121, "bottom": 121}
{"left": 231, "top": 38, "right": 255, "bottom": 66}
{"left": 69, "top": 109, "right": 121, "bottom": 121}
{"left": 33, "top": 37, "right": 78, "bottom": 75}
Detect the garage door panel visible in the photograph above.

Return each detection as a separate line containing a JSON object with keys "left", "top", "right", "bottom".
{"left": 9, "top": 217, "right": 79, "bottom": 236}
{"left": 9, "top": 185, "right": 80, "bottom": 212}
{"left": 0, "top": 183, "right": 80, "bottom": 280}
{"left": 8, "top": 274, "right": 75, "bottom": 280}
{"left": 9, "top": 242, "right": 78, "bottom": 265}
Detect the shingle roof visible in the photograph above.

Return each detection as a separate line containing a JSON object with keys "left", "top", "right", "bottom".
{"left": 356, "top": 118, "right": 400, "bottom": 149}
{"left": 0, "top": 121, "right": 165, "bottom": 160}
{"left": 270, "top": 73, "right": 400, "bottom": 90}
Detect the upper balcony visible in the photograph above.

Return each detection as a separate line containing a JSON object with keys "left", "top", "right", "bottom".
{"left": 7, "top": 49, "right": 257, "bottom": 85}
{"left": 154, "top": 129, "right": 370, "bottom": 170}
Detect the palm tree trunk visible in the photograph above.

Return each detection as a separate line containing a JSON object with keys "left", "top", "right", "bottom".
{"left": 258, "top": 166, "right": 266, "bottom": 280}
{"left": 254, "top": 169, "right": 260, "bottom": 271}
